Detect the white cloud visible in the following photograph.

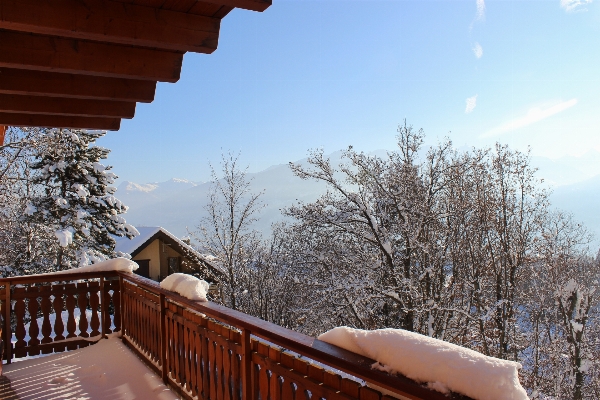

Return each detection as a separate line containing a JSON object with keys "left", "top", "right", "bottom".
{"left": 476, "top": 0, "right": 486, "bottom": 21}
{"left": 560, "top": 0, "right": 593, "bottom": 12}
{"left": 473, "top": 42, "right": 483, "bottom": 59}
{"left": 465, "top": 95, "right": 478, "bottom": 114}
{"left": 481, "top": 99, "right": 578, "bottom": 138}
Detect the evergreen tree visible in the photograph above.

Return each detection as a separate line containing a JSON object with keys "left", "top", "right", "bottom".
{"left": 25, "top": 129, "right": 138, "bottom": 270}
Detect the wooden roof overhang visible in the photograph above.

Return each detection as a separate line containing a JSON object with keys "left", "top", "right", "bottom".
{"left": 0, "top": 0, "right": 271, "bottom": 130}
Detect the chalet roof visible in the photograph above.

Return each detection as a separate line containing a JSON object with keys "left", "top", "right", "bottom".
{"left": 115, "top": 226, "right": 223, "bottom": 281}
{"left": 0, "top": 0, "right": 271, "bottom": 130}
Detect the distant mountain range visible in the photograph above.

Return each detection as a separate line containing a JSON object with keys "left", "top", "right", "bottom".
{"left": 116, "top": 150, "right": 600, "bottom": 248}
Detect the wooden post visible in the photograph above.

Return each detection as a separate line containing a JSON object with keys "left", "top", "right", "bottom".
{"left": 4, "top": 282, "right": 11, "bottom": 364}
{"left": 119, "top": 275, "right": 124, "bottom": 334}
{"left": 159, "top": 293, "right": 168, "bottom": 384}
{"left": 99, "top": 276, "right": 106, "bottom": 339}
{"left": 241, "top": 328, "right": 252, "bottom": 400}
{"left": 0, "top": 126, "right": 6, "bottom": 146}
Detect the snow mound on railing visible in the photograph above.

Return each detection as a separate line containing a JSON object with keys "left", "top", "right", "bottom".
{"left": 31, "top": 257, "right": 138, "bottom": 276}
{"left": 160, "top": 273, "right": 209, "bottom": 302}
{"left": 318, "top": 327, "right": 528, "bottom": 400}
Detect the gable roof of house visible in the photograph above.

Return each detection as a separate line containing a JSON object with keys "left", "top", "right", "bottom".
{"left": 114, "top": 226, "right": 223, "bottom": 281}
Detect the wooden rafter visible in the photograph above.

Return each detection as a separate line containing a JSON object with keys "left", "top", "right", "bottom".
{"left": 0, "top": 0, "right": 221, "bottom": 53}
{"left": 0, "top": 94, "right": 136, "bottom": 118}
{"left": 0, "top": 112, "right": 121, "bottom": 130}
{"left": 0, "top": 30, "right": 184, "bottom": 82}
{"left": 0, "top": 68, "right": 156, "bottom": 102}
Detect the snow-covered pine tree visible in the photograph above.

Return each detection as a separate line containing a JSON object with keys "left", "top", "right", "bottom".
{"left": 25, "top": 129, "right": 138, "bottom": 270}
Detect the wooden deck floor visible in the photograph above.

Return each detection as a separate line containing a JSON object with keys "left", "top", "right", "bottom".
{"left": 0, "top": 336, "right": 178, "bottom": 400}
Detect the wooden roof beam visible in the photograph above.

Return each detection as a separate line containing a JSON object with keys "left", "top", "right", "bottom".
{"left": 0, "top": 112, "right": 121, "bottom": 130}
{"left": 0, "top": 0, "right": 220, "bottom": 53}
{"left": 0, "top": 68, "right": 156, "bottom": 103}
{"left": 0, "top": 94, "right": 136, "bottom": 119}
{"left": 0, "top": 30, "right": 184, "bottom": 82}
{"left": 192, "top": 0, "right": 271, "bottom": 12}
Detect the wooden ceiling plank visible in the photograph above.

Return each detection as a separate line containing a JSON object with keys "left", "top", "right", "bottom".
{"left": 184, "top": 0, "right": 271, "bottom": 12}
{"left": 0, "top": 0, "right": 220, "bottom": 53}
{"left": 0, "top": 94, "right": 136, "bottom": 118}
{"left": 0, "top": 68, "right": 156, "bottom": 103}
{"left": 0, "top": 30, "right": 184, "bottom": 82}
{"left": 0, "top": 112, "right": 121, "bottom": 130}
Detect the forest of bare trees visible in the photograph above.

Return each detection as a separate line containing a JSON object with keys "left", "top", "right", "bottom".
{"left": 192, "top": 124, "right": 599, "bottom": 399}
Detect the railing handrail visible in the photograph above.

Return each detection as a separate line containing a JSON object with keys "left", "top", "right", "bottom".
{"left": 119, "top": 271, "right": 456, "bottom": 400}
{"left": 0, "top": 270, "right": 119, "bottom": 286}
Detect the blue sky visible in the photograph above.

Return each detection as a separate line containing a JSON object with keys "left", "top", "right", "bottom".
{"left": 97, "top": 0, "right": 600, "bottom": 184}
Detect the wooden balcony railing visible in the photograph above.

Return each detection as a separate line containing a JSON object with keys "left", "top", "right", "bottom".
{"left": 0, "top": 271, "right": 468, "bottom": 400}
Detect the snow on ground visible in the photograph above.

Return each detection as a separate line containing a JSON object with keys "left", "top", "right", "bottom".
{"left": 1, "top": 335, "right": 178, "bottom": 400}
{"left": 160, "top": 273, "right": 209, "bottom": 301}
{"left": 319, "top": 326, "right": 528, "bottom": 400}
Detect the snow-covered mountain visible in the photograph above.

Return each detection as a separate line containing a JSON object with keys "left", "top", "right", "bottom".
{"left": 117, "top": 151, "right": 600, "bottom": 245}
{"left": 116, "top": 164, "right": 329, "bottom": 237}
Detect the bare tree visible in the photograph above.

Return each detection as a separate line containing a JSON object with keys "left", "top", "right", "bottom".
{"left": 190, "top": 153, "right": 264, "bottom": 310}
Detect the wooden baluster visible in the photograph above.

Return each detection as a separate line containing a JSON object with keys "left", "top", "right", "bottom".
{"left": 160, "top": 293, "right": 168, "bottom": 384}
{"left": 216, "top": 340, "right": 225, "bottom": 400}
{"left": 65, "top": 284, "right": 77, "bottom": 350}
{"left": 257, "top": 343, "right": 270, "bottom": 400}
{"left": 13, "top": 288, "right": 26, "bottom": 358}
{"left": 201, "top": 323, "right": 210, "bottom": 399}
{"left": 280, "top": 353, "right": 295, "bottom": 400}
{"left": 89, "top": 282, "right": 100, "bottom": 337}
{"left": 359, "top": 386, "right": 382, "bottom": 400}
{"left": 52, "top": 285, "right": 65, "bottom": 340}
{"left": 99, "top": 277, "right": 105, "bottom": 339}
{"left": 269, "top": 348, "right": 283, "bottom": 400}
{"left": 65, "top": 284, "right": 77, "bottom": 339}
{"left": 26, "top": 287, "right": 40, "bottom": 355}
{"left": 116, "top": 277, "right": 123, "bottom": 333}
{"left": 242, "top": 328, "right": 252, "bottom": 400}
{"left": 3, "top": 282, "right": 12, "bottom": 364}
{"left": 77, "top": 282, "right": 89, "bottom": 338}
{"left": 104, "top": 285, "right": 113, "bottom": 334}
{"left": 39, "top": 286, "right": 53, "bottom": 354}
{"left": 223, "top": 346, "right": 232, "bottom": 400}
{"left": 183, "top": 321, "right": 191, "bottom": 393}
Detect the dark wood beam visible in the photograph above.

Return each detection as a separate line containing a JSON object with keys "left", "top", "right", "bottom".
{"left": 0, "top": 30, "right": 184, "bottom": 82}
{"left": 0, "top": 0, "right": 220, "bottom": 53}
{"left": 0, "top": 94, "right": 136, "bottom": 118}
{"left": 0, "top": 68, "right": 156, "bottom": 102}
{"left": 0, "top": 112, "right": 121, "bottom": 130}
{"left": 189, "top": 0, "right": 271, "bottom": 12}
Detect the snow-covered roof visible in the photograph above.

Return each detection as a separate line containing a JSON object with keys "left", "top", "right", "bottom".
{"left": 114, "top": 226, "right": 162, "bottom": 255}
{"left": 113, "top": 226, "right": 223, "bottom": 280}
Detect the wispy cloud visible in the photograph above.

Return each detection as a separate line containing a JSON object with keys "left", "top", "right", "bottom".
{"left": 476, "top": 0, "right": 486, "bottom": 20}
{"left": 465, "top": 95, "right": 478, "bottom": 114}
{"left": 473, "top": 42, "right": 483, "bottom": 59}
{"left": 481, "top": 99, "right": 578, "bottom": 138}
{"left": 560, "top": 0, "right": 593, "bottom": 12}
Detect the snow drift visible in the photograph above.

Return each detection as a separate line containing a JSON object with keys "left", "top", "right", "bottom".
{"left": 160, "top": 273, "right": 209, "bottom": 302}
{"left": 30, "top": 257, "right": 138, "bottom": 277}
{"left": 318, "top": 327, "right": 528, "bottom": 400}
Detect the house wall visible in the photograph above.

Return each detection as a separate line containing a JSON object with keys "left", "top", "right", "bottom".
{"left": 133, "top": 239, "right": 160, "bottom": 280}
{"left": 132, "top": 237, "right": 203, "bottom": 281}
